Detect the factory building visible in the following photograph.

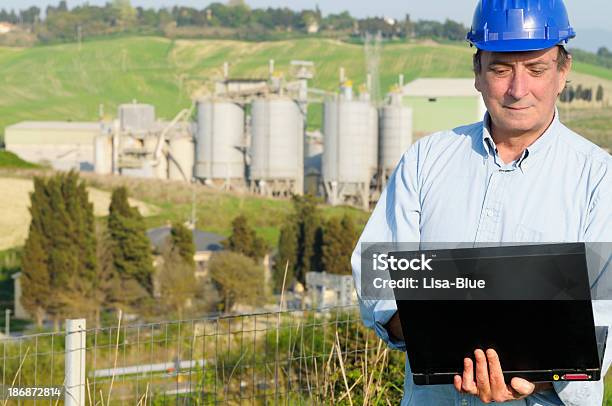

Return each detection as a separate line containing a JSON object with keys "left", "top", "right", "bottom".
{"left": 92, "top": 103, "right": 195, "bottom": 182}
{"left": 4, "top": 121, "right": 105, "bottom": 171}
{"left": 2, "top": 62, "right": 436, "bottom": 210}
{"left": 402, "top": 78, "right": 486, "bottom": 139}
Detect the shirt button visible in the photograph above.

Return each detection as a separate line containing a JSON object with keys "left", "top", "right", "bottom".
{"left": 486, "top": 209, "right": 495, "bottom": 217}
{"left": 461, "top": 400, "right": 469, "bottom": 406}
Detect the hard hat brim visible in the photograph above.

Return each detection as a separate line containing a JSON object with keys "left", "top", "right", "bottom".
{"left": 471, "top": 38, "right": 568, "bottom": 53}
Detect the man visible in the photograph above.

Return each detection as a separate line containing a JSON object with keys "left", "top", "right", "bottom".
{"left": 351, "top": 0, "right": 611, "bottom": 405}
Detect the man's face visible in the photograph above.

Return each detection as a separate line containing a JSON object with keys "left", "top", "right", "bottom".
{"left": 475, "top": 47, "right": 571, "bottom": 137}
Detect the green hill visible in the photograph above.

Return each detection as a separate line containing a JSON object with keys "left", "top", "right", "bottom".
{"left": 0, "top": 151, "right": 38, "bottom": 168}
{"left": 1, "top": 36, "right": 611, "bottom": 143}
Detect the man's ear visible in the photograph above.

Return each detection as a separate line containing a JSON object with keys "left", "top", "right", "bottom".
{"left": 558, "top": 55, "right": 572, "bottom": 92}
{"left": 474, "top": 74, "right": 482, "bottom": 93}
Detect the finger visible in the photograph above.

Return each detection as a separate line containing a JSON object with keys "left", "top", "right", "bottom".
{"left": 461, "top": 357, "right": 478, "bottom": 394}
{"left": 474, "top": 349, "right": 492, "bottom": 402}
{"left": 486, "top": 348, "right": 507, "bottom": 397}
{"left": 510, "top": 377, "right": 536, "bottom": 398}
{"left": 454, "top": 375, "right": 463, "bottom": 393}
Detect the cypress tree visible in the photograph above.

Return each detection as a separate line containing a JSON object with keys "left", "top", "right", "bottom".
{"left": 21, "top": 172, "right": 97, "bottom": 326}
{"left": 55, "top": 172, "right": 98, "bottom": 321}
{"left": 21, "top": 177, "right": 51, "bottom": 327}
{"left": 225, "top": 215, "right": 267, "bottom": 262}
{"left": 596, "top": 85, "right": 604, "bottom": 102}
{"left": 273, "top": 220, "right": 298, "bottom": 292}
{"left": 108, "top": 186, "right": 155, "bottom": 304}
{"left": 292, "top": 194, "right": 322, "bottom": 283}
{"left": 92, "top": 226, "right": 121, "bottom": 327}
{"left": 169, "top": 222, "right": 195, "bottom": 267}
{"left": 322, "top": 215, "right": 359, "bottom": 275}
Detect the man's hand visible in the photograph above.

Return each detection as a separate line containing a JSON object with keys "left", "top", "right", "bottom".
{"left": 453, "top": 349, "right": 536, "bottom": 403}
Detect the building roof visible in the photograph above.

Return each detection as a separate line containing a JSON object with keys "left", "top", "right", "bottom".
{"left": 402, "top": 78, "right": 480, "bottom": 97}
{"left": 147, "top": 226, "right": 225, "bottom": 253}
{"left": 6, "top": 121, "right": 103, "bottom": 131}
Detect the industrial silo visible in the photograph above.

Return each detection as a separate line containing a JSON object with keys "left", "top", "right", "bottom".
{"left": 379, "top": 93, "right": 413, "bottom": 182}
{"left": 195, "top": 99, "right": 245, "bottom": 188}
{"left": 168, "top": 134, "right": 194, "bottom": 182}
{"left": 94, "top": 134, "right": 113, "bottom": 175}
{"left": 322, "top": 87, "right": 378, "bottom": 209}
{"left": 249, "top": 96, "right": 304, "bottom": 196}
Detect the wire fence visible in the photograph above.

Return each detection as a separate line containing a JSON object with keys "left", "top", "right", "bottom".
{"left": 0, "top": 305, "right": 406, "bottom": 405}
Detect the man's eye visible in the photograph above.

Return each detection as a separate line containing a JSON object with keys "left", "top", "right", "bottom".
{"left": 492, "top": 69, "right": 509, "bottom": 75}
{"left": 530, "top": 70, "right": 544, "bottom": 76}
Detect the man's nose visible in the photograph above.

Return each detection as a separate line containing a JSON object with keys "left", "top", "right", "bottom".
{"left": 507, "top": 70, "right": 529, "bottom": 100}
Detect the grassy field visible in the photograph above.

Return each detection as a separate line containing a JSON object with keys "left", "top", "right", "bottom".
{"left": 0, "top": 150, "right": 39, "bottom": 168}
{"left": 2, "top": 36, "right": 612, "bottom": 141}
{"left": 0, "top": 169, "right": 369, "bottom": 251}
{"left": 79, "top": 172, "right": 370, "bottom": 247}
{"left": 560, "top": 107, "right": 612, "bottom": 150}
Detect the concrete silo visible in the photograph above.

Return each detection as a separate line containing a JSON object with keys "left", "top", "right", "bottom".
{"left": 168, "top": 134, "right": 194, "bottom": 182}
{"left": 195, "top": 99, "right": 246, "bottom": 189}
{"left": 249, "top": 96, "right": 304, "bottom": 196}
{"left": 93, "top": 134, "right": 113, "bottom": 175}
{"left": 322, "top": 86, "right": 378, "bottom": 209}
{"left": 379, "top": 93, "right": 413, "bottom": 184}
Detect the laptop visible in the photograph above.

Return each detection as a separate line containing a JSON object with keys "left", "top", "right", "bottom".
{"left": 390, "top": 243, "right": 608, "bottom": 385}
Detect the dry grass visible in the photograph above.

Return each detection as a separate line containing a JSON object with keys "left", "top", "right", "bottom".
{"left": 0, "top": 176, "right": 158, "bottom": 251}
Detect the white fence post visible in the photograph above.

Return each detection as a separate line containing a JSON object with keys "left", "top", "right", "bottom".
{"left": 65, "top": 319, "right": 86, "bottom": 406}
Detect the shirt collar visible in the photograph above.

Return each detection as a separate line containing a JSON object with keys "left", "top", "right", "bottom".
{"left": 480, "top": 108, "right": 560, "bottom": 170}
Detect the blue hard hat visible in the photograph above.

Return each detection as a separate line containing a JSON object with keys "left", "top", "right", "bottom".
{"left": 467, "top": 0, "right": 576, "bottom": 52}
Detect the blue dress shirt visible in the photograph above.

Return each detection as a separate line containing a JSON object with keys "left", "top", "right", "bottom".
{"left": 351, "top": 112, "right": 611, "bottom": 406}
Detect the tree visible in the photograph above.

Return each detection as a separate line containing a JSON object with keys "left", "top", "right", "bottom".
{"left": 596, "top": 85, "right": 604, "bottom": 102}
{"left": 227, "top": 0, "right": 248, "bottom": 7}
{"left": 209, "top": 251, "right": 266, "bottom": 312}
{"left": 568, "top": 85, "right": 575, "bottom": 103}
{"left": 21, "top": 172, "right": 97, "bottom": 327}
{"left": 108, "top": 186, "right": 155, "bottom": 309}
{"left": 112, "top": 0, "right": 136, "bottom": 28}
{"left": 90, "top": 226, "right": 122, "bottom": 327}
{"left": 273, "top": 220, "right": 298, "bottom": 292}
{"left": 293, "top": 195, "right": 323, "bottom": 282}
{"left": 559, "top": 86, "right": 570, "bottom": 103}
{"left": 169, "top": 222, "right": 195, "bottom": 267}
{"left": 21, "top": 179, "right": 51, "bottom": 327}
{"left": 158, "top": 245, "right": 198, "bottom": 318}
{"left": 575, "top": 84, "right": 583, "bottom": 100}
{"left": 322, "top": 215, "right": 358, "bottom": 275}
{"left": 597, "top": 47, "right": 612, "bottom": 59}
{"left": 224, "top": 215, "right": 267, "bottom": 262}
{"left": 20, "top": 6, "right": 41, "bottom": 24}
